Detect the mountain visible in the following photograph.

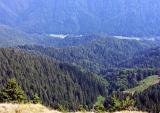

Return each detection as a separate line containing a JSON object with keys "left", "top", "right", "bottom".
{"left": 0, "top": 48, "right": 108, "bottom": 110}
{"left": 0, "top": 0, "right": 160, "bottom": 36}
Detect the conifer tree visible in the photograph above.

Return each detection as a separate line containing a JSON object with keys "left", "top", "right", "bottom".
{"left": 0, "top": 78, "right": 27, "bottom": 103}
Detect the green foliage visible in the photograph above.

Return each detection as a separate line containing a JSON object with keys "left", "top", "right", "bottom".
{"left": 78, "top": 105, "right": 86, "bottom": 112}
{"left": 105, "top": 94, "right": 135, "bottom": 112}
{"left": 94, "top": 96, "right": 106, "bottom": 112}
{"left": 32, "top": 94, "right": 42, "bottom": 104}
{"left": 122, "top": 96, "right": 135, "bottom": 110}
{"left": 95, "top": 96, "right": 105, "bottom": 107}
{"left": 0, "top": 37, "right": 160, "bottom": 112}
{"left": 103, "top": 68, "right": 160, "bottom": 93}
{"left": 55, "top": 104, "right": 68, "bottom": 113}
{"left": 0, "top": 78, "right": 27, "bottom": 103}
{"left": 121, "top": 47, "right": 160, "bottom": 68}
{"left": 0, "top": 48, "right": 108, "bottom": 110}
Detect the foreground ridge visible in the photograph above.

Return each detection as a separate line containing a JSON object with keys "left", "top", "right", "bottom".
{"left": 0, "top": 104, "right": 147, "bottom": 113}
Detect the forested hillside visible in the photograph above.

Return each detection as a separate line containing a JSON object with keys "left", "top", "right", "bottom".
{"left": 0, "top": 48, "right": 108, "bottom": 110}
{"left": 0, "top": 26, "right": 160, "bottom": 112}
{"left": 0, "top": 0, "right": 160, "bottom": 112}
{"left": 121, "top": 47, "right": 160, "bottom": 68}
{"left": 101, "top": 68, "right": 160, "bottom": 93}
{"left": 135, "top": 83, "right": 160, "bottom": 112}
{"left": 19, "top": 37, "right": 160, "bottom": 73}
{"left": 18, "top": 37, "right": 160, "bottom": 112}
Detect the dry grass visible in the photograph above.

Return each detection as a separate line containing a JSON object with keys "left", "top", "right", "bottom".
{"left": 0, "top": 103, "right": 61, "bottom": 113}
{"left": 0, "top": 104, "right": 148, "bottom": 113}
{"left": 74, "top": 111, "right": 147, "bottom": 113}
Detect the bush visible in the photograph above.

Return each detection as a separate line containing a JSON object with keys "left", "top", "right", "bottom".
{"left": 32, "top": 94, "right": 42, "bottom": 104}
{"left": 55, "top": 104, "right": 68, "bottom": 113}
{"left": 104, "top": 94, "right": 135, "bottom": 112}
{"left": 94, "top": 96, "right": 106, "bottom": 112}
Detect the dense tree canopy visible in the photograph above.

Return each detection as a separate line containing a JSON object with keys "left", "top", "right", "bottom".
{"left": 0, "top": 48, "right": 108, "bottom": 110}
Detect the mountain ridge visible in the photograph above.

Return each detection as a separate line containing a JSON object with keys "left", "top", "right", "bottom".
{"left": 0, "top": 0, "right": 160, "bottom": 36}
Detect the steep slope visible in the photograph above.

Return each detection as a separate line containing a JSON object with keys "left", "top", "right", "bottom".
{"left": 0, "top": 0, "right": 160, "bottom": 36}
{"left": 0, "top": 48, "right": 108, "bottom": 110}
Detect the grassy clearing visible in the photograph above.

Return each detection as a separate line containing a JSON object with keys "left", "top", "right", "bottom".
{"left": 126, "top": 75, "right": 160, "bottom": 93}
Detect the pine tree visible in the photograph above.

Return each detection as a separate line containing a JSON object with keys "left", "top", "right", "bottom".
{"left": 0, "top": 78, "right": 27, "bottom": 103}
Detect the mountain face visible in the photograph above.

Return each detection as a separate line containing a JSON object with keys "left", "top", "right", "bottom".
{"left": 0, "top": 0, "right": 160, "bottom": 36}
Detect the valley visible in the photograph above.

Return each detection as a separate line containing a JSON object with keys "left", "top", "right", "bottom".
{"left": 0, "top": 35, "right": 159, "bottom": 112}
{"left": 0, "top": 0, "right": 160, "bottom": 112}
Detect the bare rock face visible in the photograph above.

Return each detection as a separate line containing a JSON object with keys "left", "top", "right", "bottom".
{"left": 0, "top": 0, "right": 160, "bottom": 36}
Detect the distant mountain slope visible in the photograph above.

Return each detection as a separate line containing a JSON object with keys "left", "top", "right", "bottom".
{"left": 0, "top": 0, "right": 160, "bottom": 36}
{"left": 0, "top": 48, "right": 108, "bottom": 110}
{"left": 43, "top": 34, "right": 104, "bottom": 48}
{"left": 19, "top": 38, "right": 159, "bottom": 73}
{"left": 0, "top": 25, "right": 106, "bottom": 47}
{"left": 0, "top": 25, "right": 42, "bottom": 47}
{"left": 121, "top": 47, "right": 160, "bottom": 68}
